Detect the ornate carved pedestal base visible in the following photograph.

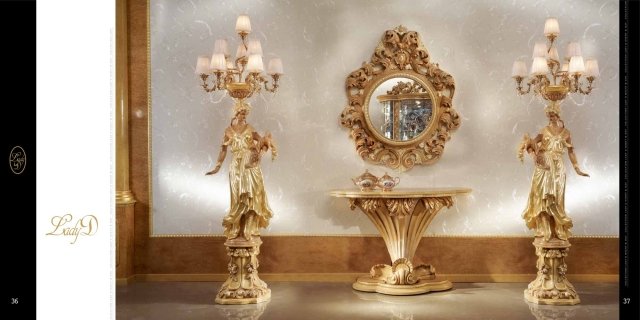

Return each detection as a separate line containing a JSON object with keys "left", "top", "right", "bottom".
{"left": 524, "top": 237, "right": 580, "bottom": 306}
{"left": 353, "top": 258, "right": 452, "bottom": 295}
{"left": 215, "top": 237, "right": 271, "bottom": 305}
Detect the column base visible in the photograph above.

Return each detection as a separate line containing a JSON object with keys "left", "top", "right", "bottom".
{"left": 215, "top": 237, "right": 271, "bottom": 305}
{"left": 524, "top": 290, "right": 580, "bottom": 306}
{"left": 215, "top": 291, "right": 271, "bottom": 305}
{"left": 523, "top": 237, "right": 580, "bottom": 306}
{"left": 352, "top": 258, "right": 452, "bottom": 295}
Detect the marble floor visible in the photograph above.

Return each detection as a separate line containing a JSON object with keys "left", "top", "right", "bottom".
{"left": 116, "top": 282, "right": 618, "bottom": 320}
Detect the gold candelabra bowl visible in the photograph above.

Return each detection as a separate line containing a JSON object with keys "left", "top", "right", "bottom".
{"left": 541, "top": 85, "right": 568, "bottom": 102}
{"left": 227, "top": 82, "right": 252, "bottom": 99}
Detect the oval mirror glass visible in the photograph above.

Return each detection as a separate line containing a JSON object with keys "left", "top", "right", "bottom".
{"left": 368, "top": 77, "right": 434, "bottom": 142}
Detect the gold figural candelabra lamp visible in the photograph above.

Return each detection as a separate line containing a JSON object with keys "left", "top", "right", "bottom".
{"left": 512, "top": 18, "right": 597, "bottom": 306}
{"left": 196, "top": 14, "right": 283, "bottom": 305}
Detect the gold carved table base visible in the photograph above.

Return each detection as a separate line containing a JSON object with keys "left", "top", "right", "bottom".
{"left": 524, "top": 237, "right": 580, "bottom": 305}
{"left": 331, "top": 188, "right": 470, "bottom": 296}
{"left": 215, "top": 237, "right": 271, "bottom": 305}
{"left": 353, "top": 258, "right": 452, "bottom": 295}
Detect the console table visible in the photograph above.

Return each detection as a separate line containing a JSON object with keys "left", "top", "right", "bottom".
{"left": 330, "top": 188, "right": 471, "bottom": 295}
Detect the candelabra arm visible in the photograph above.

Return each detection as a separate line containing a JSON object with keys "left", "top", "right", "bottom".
{"left": 211, "top": 71, "right": 226, "bottom": 90}
{"left": 199, "top": 74, "right": 218, "bottom": 93}
{"left": 578, "top": 76, "right": 595, "bottom": 95}
{"left": 264, "top": 74, "right": 281, "bottom": 93}
{"left": 514, "top": 77, "right": 532, "bottom": 95}
{"left": 532, "top": 76, "right": 549, "bottom": 96}
{"left": 245, "top": 73, "right": 266, "bottom": 96}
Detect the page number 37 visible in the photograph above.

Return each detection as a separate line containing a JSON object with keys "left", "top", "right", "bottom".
{"left": 623, "top": 298, "right": 631, "bottom": 304}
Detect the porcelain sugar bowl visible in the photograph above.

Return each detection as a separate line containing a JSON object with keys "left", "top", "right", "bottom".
{"left": 378, "top": 172, "right": 400, "bottom": 191}
{"left": 352, "top": 169, "right": 379, "bottom": 191}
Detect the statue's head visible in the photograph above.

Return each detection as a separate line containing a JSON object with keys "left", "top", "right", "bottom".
{"left": 544, "top": 102, "right": 561, "bottom": 121}
{"left": 234, "top": 108, "right": 248, "bottom": 122}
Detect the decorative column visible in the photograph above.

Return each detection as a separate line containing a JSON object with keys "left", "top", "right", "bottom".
{"left": 524, "top": 238, "right": 580, "bottom": 305}
{"left": 215, "top": 238, "right": 271, "bottom": 305}
{"left": 115, "top": 0, "right": 136, "bottom": 284}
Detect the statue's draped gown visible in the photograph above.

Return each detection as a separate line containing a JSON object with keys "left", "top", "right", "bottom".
{"left": 222, "top": 126, "right": 273, "bottom": 239}
{"left": 522, "top": 127, "right": 574, "bottom": 240}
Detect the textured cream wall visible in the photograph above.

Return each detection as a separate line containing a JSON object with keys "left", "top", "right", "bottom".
{"left": 148, "top": 0, "right": 619, "bottom": 235}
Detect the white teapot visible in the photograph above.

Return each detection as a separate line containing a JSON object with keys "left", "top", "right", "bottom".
{"left": 351, "top": 169, "right": 379, "bottom": 191}
{"left": 377, "top": 172, "right": 400, "bottom": 191}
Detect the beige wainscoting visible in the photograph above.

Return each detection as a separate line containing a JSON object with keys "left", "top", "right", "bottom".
{"left": 119, "top": 0, "right": 619, "bottom": 285}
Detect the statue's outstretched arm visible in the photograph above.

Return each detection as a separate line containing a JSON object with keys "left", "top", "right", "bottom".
{"left": 566, "top": 133, "right": 589, "bottom": 177}
{"left": 206, "top": 134, "right": 229, "bottom": 175}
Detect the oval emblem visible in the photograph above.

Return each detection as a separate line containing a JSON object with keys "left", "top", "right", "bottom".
{"left": 9, "top": 146, "right": 26, "bottom": 174}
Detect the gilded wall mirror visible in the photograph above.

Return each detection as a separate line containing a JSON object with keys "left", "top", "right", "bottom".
{"left": 340, "top": 26, "right": 460, "bottom": 171}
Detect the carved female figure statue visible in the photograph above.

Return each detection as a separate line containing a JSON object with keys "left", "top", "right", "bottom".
{"left": 206, "top": 107, "right": 277, "bottom": 241}
{"left": 518, "top": 104, "right": 589, "bottom": 242}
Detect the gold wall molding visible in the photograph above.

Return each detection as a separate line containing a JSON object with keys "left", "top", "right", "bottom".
{"left": 146, "top": 0, "right": 154, "bottom": 234}
{"left": 120, "top": 273, "right": 618, "bottom": 284}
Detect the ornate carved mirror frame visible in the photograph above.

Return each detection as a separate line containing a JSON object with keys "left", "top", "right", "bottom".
{"left": 340, "top": 26, "right": 460, "bottom": 171}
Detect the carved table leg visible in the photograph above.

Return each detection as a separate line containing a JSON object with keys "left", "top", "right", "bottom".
{"left": 524, "top": 237, "right": 580, "bottom": 305}
{"left": 215, "top": 237, "right": 271, "bottom": 305}
{"left": 350, "top": 197, "right": 454, "bottom": 295}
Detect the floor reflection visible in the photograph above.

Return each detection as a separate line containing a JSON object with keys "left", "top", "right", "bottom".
{"left": 116, "top": 282, "right": 617, "bottom": 320}
{"left": 352, "top": 290, "right": 435, "bottom": 320}
{"left": 215, "top": 302, "right": 269, "bottom": 320}
{"left": 527, "top": 302, "right": 580, "bottom": 320}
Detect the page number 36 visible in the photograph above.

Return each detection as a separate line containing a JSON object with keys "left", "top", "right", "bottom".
{"left": 10, "top": 298, "right": 18, "bottom": 304}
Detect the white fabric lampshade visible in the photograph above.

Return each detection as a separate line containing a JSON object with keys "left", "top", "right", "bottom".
{"left": 530, "top": 57, "right": 549, "bottom": 75}
{"left": 236, "top": 44, "right": 248, "bottom": 59}
{"left": 210, "top": 53, "right": 227, "bottom": 71}
{"left": 195, "top": 55, "right": 211, "bottom": 74}
{"left": 565, "top": 42, "right": 582, "bottom": 58}
{"left": 268, "top": 58, "right": 284, "bottom": 75}
{"left": 248, "top": 39, "right": 263, "bottom": 56}
{"left": 235, "top": 15, "right": 251, "bottom": 33}
{"left": 569, "top": 56, "right": 585, "bottom": 74}
{"left": 532, "top": 41, "right": 548, "bottom": 59}
{"left": 544, "top": 18, "right": 560, "bottom": 36}
{"left": 246, "top": 54, "right": 264, "bottom": 73}
{"left": 511, "top": 60, "right": 527, "bottom": 78}
{"left": 585, "top": 59, "right": 600, "bottom": 77}
{"left": 213, "top": 39, "right": 229, "bottom": 56}
{"left": 561, "top": 63, "right": 569, "bottom": 72}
